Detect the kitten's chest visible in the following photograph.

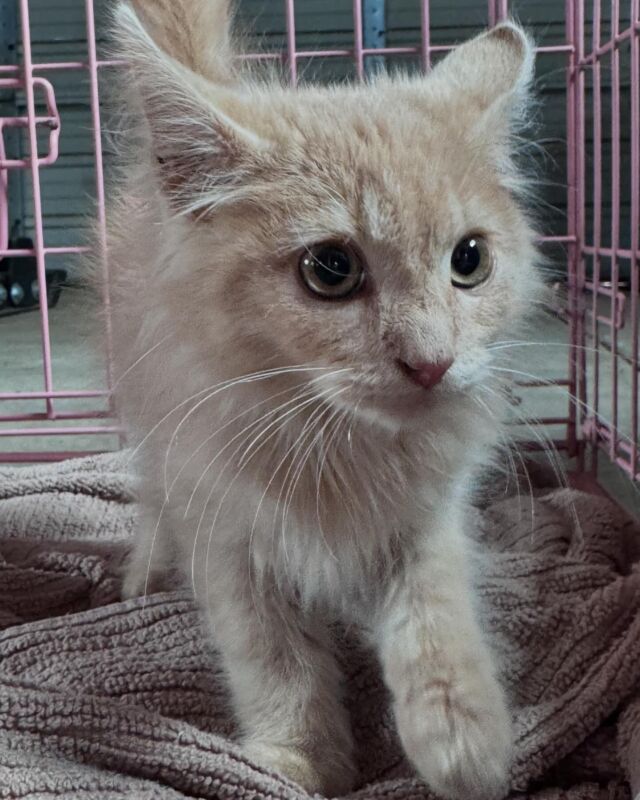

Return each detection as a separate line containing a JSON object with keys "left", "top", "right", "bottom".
{"left": 247, "top": 453, "right": 446, "bottom": 610}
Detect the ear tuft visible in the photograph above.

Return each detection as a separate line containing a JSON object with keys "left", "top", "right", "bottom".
{"left": 481, "top": 22, "right": 535, "bottom": 95}
{"left": 488, "top": 23, "right": 530, "bottom": 61}
{"left": 125, "top": 0, "right": 236, "bottom": 84}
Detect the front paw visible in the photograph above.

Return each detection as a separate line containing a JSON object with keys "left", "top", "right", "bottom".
{"left": 243, "top": 740, "right": 356, "bottom": 797}
{"left": 396, "top": 672, "right": 512, "bottom": 800}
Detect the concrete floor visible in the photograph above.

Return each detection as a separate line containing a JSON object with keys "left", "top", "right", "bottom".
{"left": 0, "top": 289, "right": 119, "bottom": 459}
{"left": 1, "top": 286, "right": 639, "bottom": 516}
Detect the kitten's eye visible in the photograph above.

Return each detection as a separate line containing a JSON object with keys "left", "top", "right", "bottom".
{"left": 450, "top": 235, "right": 493, "bottom": 288}
{"left": 299, "top": 243, "right": 364, "bottom": 299}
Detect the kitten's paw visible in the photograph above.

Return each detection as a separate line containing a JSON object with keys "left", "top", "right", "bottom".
{"left": 243, "top": 740, "right": 355, "bottom": 797}
{"left": 397, "top": 673, "right": 512, "bottom": 800}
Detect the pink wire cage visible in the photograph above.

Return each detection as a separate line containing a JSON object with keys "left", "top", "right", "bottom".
{"left": 0, "top": 0, "right": 638, "bottom": 496}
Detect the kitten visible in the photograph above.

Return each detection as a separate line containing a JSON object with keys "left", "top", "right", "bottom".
{"left": 104, "top": 2, "right": 540, "bottom": 798}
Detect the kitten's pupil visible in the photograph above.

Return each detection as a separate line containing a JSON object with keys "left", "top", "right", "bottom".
{"left": 452, "top": 238, "right": 481, "bottom": 276}
{"left": 313, "top": 247, "right": 351, "bottom": 286}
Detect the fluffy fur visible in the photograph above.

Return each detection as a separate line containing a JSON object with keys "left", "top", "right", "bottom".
{"left": 102, "top": 2, "right": 541, "bottom": 797}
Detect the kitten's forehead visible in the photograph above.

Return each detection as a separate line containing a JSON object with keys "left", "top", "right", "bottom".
{"left": 358, "top": 170, "right": 465, "bottom": 254}
{"left": 272, "top": 87, "right": 499, "bottom": 254}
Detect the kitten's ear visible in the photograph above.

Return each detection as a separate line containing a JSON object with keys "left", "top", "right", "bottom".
{"left": 125, "top": 0, "right": 235, "bottom": 84}
{"left": 113, "top": 1, "right": 269, "bottom": 214}
{"left": 431, "top": 22, "right": 535, "bottom": 118}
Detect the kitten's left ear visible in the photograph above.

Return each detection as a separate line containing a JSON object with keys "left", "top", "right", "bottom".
{"left": 431, "top": 22, "right": 535, "bottom": 121}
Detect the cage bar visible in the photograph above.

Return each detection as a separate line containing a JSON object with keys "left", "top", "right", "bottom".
{"left": 85, "top": 0, "right": 114, "bottom": 394}
{"left": 17, "top": 0, "right": 54, "bottom": 417}
{"left": 353, "top": 0, "right": 364, "bottom": 79}
{"left": 630, "top": 0, "right": 640, "bottom": 475}
{"left": 566, "top": 0, "right": 580, "bottom": 459}
{"left": 284, "top": 0, "right": 297, "bottom": 85}
{"left": 609, "top": 0, "right": 621, "bottom": 462}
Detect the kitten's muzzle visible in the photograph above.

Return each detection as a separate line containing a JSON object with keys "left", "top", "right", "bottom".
{"left": 398, "top": 358, "right": 453, "bottom": 390}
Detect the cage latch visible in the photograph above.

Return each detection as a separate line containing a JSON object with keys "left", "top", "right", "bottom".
{"left": 0, "top": 76, "right": 61, "bottom": 255}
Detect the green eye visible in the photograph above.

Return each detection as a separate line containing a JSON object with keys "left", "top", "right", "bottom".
{"left": 451, "top": 235, "right": 494, "bottom": 288}
{"left": 299, "top": 243, "right": 364, "bottom": 299}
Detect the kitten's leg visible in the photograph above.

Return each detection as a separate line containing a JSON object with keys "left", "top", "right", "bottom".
{"left": 375, "top": 521, "right": 511, "bottom": 800}
{"left": 204, "top": 565, "right": 355, "bottom": 796}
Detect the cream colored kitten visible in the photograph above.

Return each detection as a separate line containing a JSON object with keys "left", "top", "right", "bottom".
{"left": 104, "top": 2, "right": 540, "bottom": 797}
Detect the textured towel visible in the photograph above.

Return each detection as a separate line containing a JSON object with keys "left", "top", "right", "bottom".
{"left": 0, "top": 453, "right": 639, "bottom": 800}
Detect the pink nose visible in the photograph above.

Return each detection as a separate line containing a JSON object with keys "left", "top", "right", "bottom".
{"left": 399, "top": 358, "right": 453, "bottom": 390}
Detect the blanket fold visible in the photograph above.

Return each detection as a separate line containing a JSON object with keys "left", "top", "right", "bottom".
{"left": 0, "top": 454, "right": 638, "bottom": 800}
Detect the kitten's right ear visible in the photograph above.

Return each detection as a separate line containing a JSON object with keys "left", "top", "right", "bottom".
{"left": 113, "top": 1, "right": 270, "bottom": 215}
{"left": 125, "top": 0, "right": 235, "bottom": 85}
{"left": 430, "top": 22, "right": 535, "bottom": 120}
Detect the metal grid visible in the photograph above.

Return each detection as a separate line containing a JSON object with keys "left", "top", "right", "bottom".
{"left": 0, "top": 0, "right": 119, "bottom": 461}
{"left": 575, "top": 0, "right": 640, "bottom": 482}
{"left": 0, "top": 0, "right": 638, "bottom": 487}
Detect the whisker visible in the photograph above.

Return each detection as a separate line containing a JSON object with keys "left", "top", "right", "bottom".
{"left": 164, "top": 371, "right": 349, "bottom": 501}
{"left": 195, "top": 385, "right": 347, "bottom": 601}
{"left": 272, "top": 395, "right": 340, "bottom": 571}
{"left": 474, "top": 392, "right": 527, "bottom": 525}
{"left": 184, "top": 387, "right": 315, "bottom": 517}
{"left": 347, "top": 398, "right": 362, "bottom": 455}
{"left": 112, "top": 334, "right": 173, "bottom": 390}
{"left": 315, "top": 405, "right": 353, "bottom": 562}
{"left": 482, "top": 380, "right": 569, "bottom": 486}
{"left": 142, "top": 384, "right": 317, "bottom": 602}
{"left": 244, "top": 388, "right": 348, "bottom": 588}
{"left": 142, "top": 495, "right": 168, "bottom": 602}
{"left": 128, "top": 364, "right": 337, "bottom": 465}
{"left": 511, "top": 436, "right": 536, "bottom": 537}
{"left": 481, "top": 380, "right": 584, "bottom": 540}
{"left": 189, "top": 388, "right": 331, "bottom": 595}
{"left": 488, "top": 340, "right": 603, "bottom": 356}
{"left": 488, "top": 364, "right": 635, "bottom": 447}
{"left": 219, "top": 386, "right": 348, "bottom": 609}
{"left": 280, "top": 399, "right": 346, "bottom": 568}
{"left": 162, "top": 365, "right": 348, "bottom": 494}
{"left": 164, "top": 382, "right": 306, "bottom": 501}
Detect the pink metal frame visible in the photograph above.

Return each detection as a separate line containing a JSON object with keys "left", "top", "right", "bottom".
{"left": 0, "top": 0, "right": 121, "bottom": 462}
{"left": 0, "top": 1, "right": 638, "bottom": 478}
{"left": 575, "top": 0, "right": 640, "bottom": 479}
